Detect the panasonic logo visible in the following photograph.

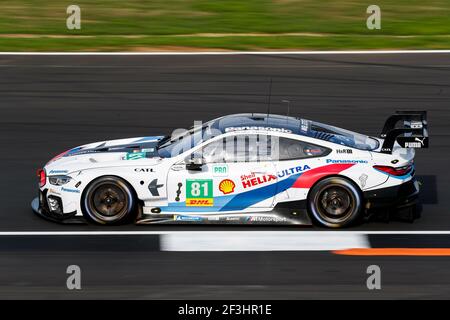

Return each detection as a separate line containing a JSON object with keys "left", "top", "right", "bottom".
{"left": 49, "top": 170, "right": 68, "bottom": 174}
{"left": 326, "top": 159, "right": 368, "bottom": 164}
{"left": 225, "top": 126, "right": 292, "bottom": 133}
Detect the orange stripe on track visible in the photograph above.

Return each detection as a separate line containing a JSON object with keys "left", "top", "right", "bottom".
{"left": 333, "top": 248, "right": 450, "bottom": 256}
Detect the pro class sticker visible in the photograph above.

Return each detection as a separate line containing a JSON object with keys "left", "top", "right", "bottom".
{"left": 186, "top": 179, "right": 213, "bottom": 206}
{"left": 212, "top": 164, "right": 228, "bottom": 177}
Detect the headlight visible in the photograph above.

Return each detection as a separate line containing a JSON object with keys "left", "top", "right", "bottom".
{"left": 48, "top": 175, "right": 72, "bottom": 186}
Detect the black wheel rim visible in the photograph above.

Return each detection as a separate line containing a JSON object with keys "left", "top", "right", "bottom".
{"left": 90, "top": 183, "right": 128, "bottom": 220}
{"left": 316, "top": 185, "right": 354, "bottom": 222}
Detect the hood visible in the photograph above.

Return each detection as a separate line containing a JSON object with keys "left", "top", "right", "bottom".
{"left": 45, "top": 136, "right": 164, "bottom": 174}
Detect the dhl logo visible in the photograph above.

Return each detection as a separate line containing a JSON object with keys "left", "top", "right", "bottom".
{"left": 186, "top": 198, "right": 214, "bottom": 206}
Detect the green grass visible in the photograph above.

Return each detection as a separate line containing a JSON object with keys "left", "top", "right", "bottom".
{"left": 0, "top": 0, "right": 449, "bottom": 51}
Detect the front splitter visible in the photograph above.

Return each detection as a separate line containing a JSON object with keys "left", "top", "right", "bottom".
{"left": 31, "top": 197, "right": 87, "bottom": 224}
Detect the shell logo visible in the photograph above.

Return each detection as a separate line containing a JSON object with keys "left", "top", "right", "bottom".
{"left": 219, "top": 179, "right": 236, "bottom": 194}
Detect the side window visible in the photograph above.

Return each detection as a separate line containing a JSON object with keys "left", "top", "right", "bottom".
{"left": 198, "top": 138, "right": 227, "bottom": 163}
{"left": 277, "top": 137, "right": 330, "bottom": 160}
{"left": 194, "top": 134, "right": 275, "bottom": 163}
{"left": 224, "top": 134, "right": 274, "bottom": 163}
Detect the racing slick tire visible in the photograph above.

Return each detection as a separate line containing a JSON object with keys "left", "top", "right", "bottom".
{"left": 82, "top": 176, "right": 137, "bottom": 225}
{"left": 307, "top": 177, "right": 362, "bottom": 228}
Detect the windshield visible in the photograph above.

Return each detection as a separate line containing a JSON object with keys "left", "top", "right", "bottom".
{"left": 157, "top": 122, "right": 218, "bottom": 158}
{"left": 308, "top": 121, "right": 379, "bottom": 151}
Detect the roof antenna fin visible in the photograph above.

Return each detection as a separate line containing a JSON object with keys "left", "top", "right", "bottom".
{"left": 282, "top": 99, "right": 290, "bottom": 123}
{"left": 266, "top": 78, "right": 273, "bottom": 119}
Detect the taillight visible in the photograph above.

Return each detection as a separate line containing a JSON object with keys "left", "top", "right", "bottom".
{"left": 37, "top": 169, "right": 46, "bottom": 187}
{"left": 373, "top": 165, "right": 412, "bottom": 176}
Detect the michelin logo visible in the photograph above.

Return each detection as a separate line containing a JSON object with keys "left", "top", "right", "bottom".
{"left": 174, "top": 215, "right": 203, "bottom": 222}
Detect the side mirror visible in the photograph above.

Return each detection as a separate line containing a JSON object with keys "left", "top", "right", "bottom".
{"left": 185, "top": 156, "right": 204, "bottom": 171}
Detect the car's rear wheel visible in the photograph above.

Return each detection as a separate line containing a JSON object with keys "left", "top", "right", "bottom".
{"left": 82, "top": 176, "right": 136, "bottom": 225}
{"left": 307, "top": 177, "right": 362, "bottom": 228}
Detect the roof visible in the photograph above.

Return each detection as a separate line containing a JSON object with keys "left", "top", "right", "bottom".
{"left": 208, "top": 113, "right": 380, "bottom": 151}
{"left": 212, "top": 113, "right": 305, "bottom": 135}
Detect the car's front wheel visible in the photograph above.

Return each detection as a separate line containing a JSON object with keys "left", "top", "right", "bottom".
{"left": 82, "top": 176, "right": 136, "bottom": 225}
{"left": 307, "top": 177, "right": 362, "bottom": 228}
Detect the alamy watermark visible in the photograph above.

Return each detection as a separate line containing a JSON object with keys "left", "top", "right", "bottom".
{"left": 159, "top": 120, "right": 285, "bottom": 162}
{"left": 66, "top": 5, "right": 81, "bottom": 30}
{"left": 66, "top": 265, "right": 82, "bottom": 290}
{"left": 366, "top": 265, "right": 381, "bottom": 290}
{"left": 366, "top": 5, "right": 381, "bottom": 30}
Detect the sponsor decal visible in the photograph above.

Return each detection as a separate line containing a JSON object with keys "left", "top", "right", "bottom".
{"left": 304, "top": 148, "right": 323, "bottom": 155}
{"left": 300, "top": 119, "right": 309, "bottom": 132}
{"left": 186, "top": 199, "right": 213, "bottom": 206}
{"left": 225, "top": 216, "right": 241, "bottom": 221}
{"left": 134, "top": 168, "right": 154, "bottom": 173}
{"left": 247, "top": 216, "right": 288, "bottom": 223}
{"left": 148, "top": 179, "right": 164, "bottom": 196}
{"left": 125, "top": 152, "right": 147, "bottom": 160}
{"left": 49, "top": 170, "right": 68, "bottom": 174}
{"left": 141, "top": 148, "right": 155, "bottom": 153}
{"left": 61, "top": 187, "right": 80, "bottom": 194}
{"left": 225, "top": 126, "right": 292, "bottom": 133}
{"left": 277, "top": 165, "right": 311, "bottom": 178}
{"left": 48, "top": 188, "right": 61, "bottom": 195}
{"left": 186, "top": 179, "right": 213, "bottom": 206}
{"left": 240, "top": 165, "right": 311, "bottom": 189}
{"left": 175, "top": 182, "right": 182, "bottom": 202}
{"left": 68, "top": 149, "right": 99, "bottom": 156}
{"left": 410, "top": 121, "right": 423, "bottom": 129}
{"left": 207, "top": 216, "right": 220, "bottom": 221}
{"left": 174, "top": 215, "right": 203, "bottom": 222}
{"left": 398, "top": 136, "right": 428, "bottom": 149}
{"left": 212, "top": 164, "right": 228, "bottom": 176}
{"left": 241, "top": 172, "right": 276, "bottom": 189}
{"left": 336, "top": 149, "right": 353, "bottom": 154}
{"left": 405, "top": 142, "right": 421, "bottom": 148}
{"left": 219, "top": 179, "right": 236, "bottom": 194}
{"left": 359, "top": 174, "right": 368, "bottom": 188}
{"left": 326, "top": 159, "right": 368, "bottom": 164}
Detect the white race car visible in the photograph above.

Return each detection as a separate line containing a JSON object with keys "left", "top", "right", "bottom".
{"left": 32, "top": 111, "right": 428, "bottom": 228}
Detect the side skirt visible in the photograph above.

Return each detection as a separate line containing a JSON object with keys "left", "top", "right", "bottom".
{"left": 135, "top": 201, "right": 312, "bottom": 226}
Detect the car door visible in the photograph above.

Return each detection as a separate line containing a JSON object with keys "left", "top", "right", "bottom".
{"left": 166, "top": 133, "right": 278, "bottom": 213}
{"left": 273, "top": 137, "right": 331, "bottom": 203}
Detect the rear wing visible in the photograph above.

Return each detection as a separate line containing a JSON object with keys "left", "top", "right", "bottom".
{"left": 379, "top": 111, "right": 428, "bottom": 154}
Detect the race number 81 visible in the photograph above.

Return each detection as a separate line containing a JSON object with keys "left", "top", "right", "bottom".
{"left": 186, "top": 179, "right": 213, "bottom": 206}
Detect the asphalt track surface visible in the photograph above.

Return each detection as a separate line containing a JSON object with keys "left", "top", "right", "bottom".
{"left": 1, "top": 52, "right": 450, "bottom": 299}
{"left": 0, "top": 52, "right": 448, "bottom": 231}
{"left": 1, "top": 233, "right": 450, "bottom": 299}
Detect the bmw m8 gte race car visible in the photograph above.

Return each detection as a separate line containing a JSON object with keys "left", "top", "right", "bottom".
{"left": 32, "top": 111, "right": 428, "bottom": 228}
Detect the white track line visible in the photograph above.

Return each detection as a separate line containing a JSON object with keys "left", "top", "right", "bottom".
{"left": 0, "top": 50, "right": 450, "bottom": 55}
{"left": 161, "top": 233, "right": 369, "bottom": 251}
{"left": 0, "top": 231, "right": 450, "bottom": 236}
